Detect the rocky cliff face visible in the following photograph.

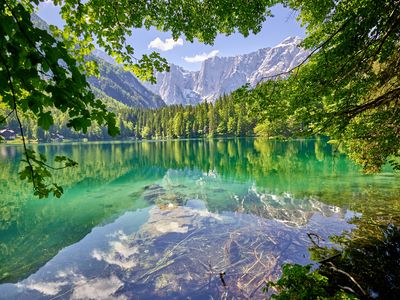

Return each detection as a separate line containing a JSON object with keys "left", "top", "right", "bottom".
{"left": 32, "top": 12, "right": 307, "bottom": 108}
{"left": 146, "top": 36, "right": 308, "bottom": 105}
{"left": 249, "top": 37, "right": 309, "bottom": 84}
{"left": 143, "top": 64, "right": 201, "bottom": 106}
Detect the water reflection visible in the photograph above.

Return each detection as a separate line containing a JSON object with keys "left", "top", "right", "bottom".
{"left": 0, "top": 139, "right": 398, "bottom": 298}
{"left": 1, "top": 196, "right": 352, "bottom": 299}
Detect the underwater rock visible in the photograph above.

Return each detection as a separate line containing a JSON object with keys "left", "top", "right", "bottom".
{"left": 140, "top": 207, "right": 198, "bottom": 237}
{"left": 155, "top": 221, "right": 189, "bottom": 234}
{"left": 171, "top": 184, "right": 187, "bottom": 189}
{"left": 129, "top": 190, "right": 142, "bottom": 199}
{"left": 141, "top": 184, "right": 187, "bottom": 208}
{"left": 142, "top": 184, "right": 166, "bottom": 203}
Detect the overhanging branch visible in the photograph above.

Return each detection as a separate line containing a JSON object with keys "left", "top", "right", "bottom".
{"left": 255, "top": 18, "right": 352, "bottom": 85}
{"left": 342, "top": 86, "right": 400, "bottom": 118}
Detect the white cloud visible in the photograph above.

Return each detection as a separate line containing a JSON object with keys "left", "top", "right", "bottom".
{"left": 71, "top": 275, "right": 126, "bottom": 300}
{"left": 23, "top": 281, "right": 68, "bottom": 296}
{"left": 41, "top": 0, "right": 55, "bottom": 6}
{"left": 91, "top": 231, "right": 138, "bottom": 270}
{"left": 148, "top": 37, "right": 183, "bottom": 51}
{"left": 183, "top": 50, "right": 219, "bottom": 63}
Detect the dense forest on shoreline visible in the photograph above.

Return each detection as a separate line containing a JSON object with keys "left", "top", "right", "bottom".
{"left": 2, "top": 88, "right": 298, "bottom": 142}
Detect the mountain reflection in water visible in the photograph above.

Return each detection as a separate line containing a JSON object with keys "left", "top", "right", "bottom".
{"left": 0, "top": 139, "right": 398, "bottom": 299}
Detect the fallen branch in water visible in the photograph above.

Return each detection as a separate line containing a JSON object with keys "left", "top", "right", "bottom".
{"left": 327, "top": 262, "right": 368, "bottom": 298}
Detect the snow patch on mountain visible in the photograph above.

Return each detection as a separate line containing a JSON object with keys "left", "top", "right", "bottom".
{"left": 146, "top": 36, "right": 308, "bottom": 105}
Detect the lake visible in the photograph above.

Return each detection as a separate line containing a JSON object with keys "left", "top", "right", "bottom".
{"left": 0, "top": 138, "right": 399, "bottom": 299}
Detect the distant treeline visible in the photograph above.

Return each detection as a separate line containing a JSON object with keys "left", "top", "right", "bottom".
{"left": 129, "top": 94, "right": 257, "bottom": 139}
{"left": 2, "top": 92, "right": 285, "bottom": 141}
{"left": 2, "top": 81, "right": 304, "bottom": 142}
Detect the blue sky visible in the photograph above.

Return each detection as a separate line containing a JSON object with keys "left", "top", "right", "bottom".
{"left": 37, "top": 2, "right": 305, "bottom": 71}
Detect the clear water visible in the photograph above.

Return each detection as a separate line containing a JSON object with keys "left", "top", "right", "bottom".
{"left": 0, "top": 138, "right": 398, "bottom": 299}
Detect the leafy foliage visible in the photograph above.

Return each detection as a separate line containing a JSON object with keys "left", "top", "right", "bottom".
{"left": 0, "top": 2, "right": 119, "bottom": 134}
{"left": 19, "top": 149, "right": 78, "bottom": 198}
{"left": 239, "top": 0, "right": 400, "bottom": 172}
{"left": 265, "top": 264, "right": 356, "bottom": 300}
{"left": 0, "top": 0, "right": 120, "bottom": 196}
{"left": 55, "top": 0, "right": 275, "bottom": 82}
{"left": 267, "top": 222, "right": 400, "bottom": 299}
{"left": 2, "top": 0, "right": 399, "bottom": 196}
{"left": 1, "top": 0, "right": 277, "bottom": 197}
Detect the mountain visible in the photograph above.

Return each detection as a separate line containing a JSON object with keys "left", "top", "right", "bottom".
{"left": 31, "top": 14, "right": 165, "bottom": 109}
{"left": 145, "top": 36, "right": 308, "bottom": 104}
{"left": 31, "top": 13, "right": 307, "bottom": 108}
{"left": 144, "top": 64, "right": 201, "bottom": 106}
{"left": 87, "top": 58, "right": 165, "bottom": 109}
{"left": 31, "top": 13, "right": 49, "bottom": 31}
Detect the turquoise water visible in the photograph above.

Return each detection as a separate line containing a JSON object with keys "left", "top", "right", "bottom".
{"left": 0, "top": 139, "right": 398, "bottom": 299}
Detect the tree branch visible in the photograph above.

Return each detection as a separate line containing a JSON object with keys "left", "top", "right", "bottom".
{"left": 0, "top": 51, "right": 37, "bottom": 190}
{"left": 255, "top": 18, "right": 352, "bottom": 85}
{"left": 327, "top": 262, "right": 368, "bottom": 298}
{"left": 342, "top": 86, "right": 400, "bottom": 118}
{"left": 4, "top": 0, "right": 56, "bottom": 75}
{"left": 35, "top": 159, "right": 74, "bottom": 171}
{"left": 0, "top": 110, "right": 14, "bottom": 124}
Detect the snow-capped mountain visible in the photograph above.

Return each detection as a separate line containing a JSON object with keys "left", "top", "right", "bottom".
{"left": 146, "top": 36, "right": 308, "bottom": 104}
{"left": 32, "top": 13, "right": 307, "bottom": 108}
{"left": 143, "top": 64, "right": 201, "bottom": 106}
{"left": 249, "top": 37, "right": 309, "bottom": 84}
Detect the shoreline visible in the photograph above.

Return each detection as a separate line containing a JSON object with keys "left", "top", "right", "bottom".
{"left": 0, "top": 136, "right": 321, "bottom": 147}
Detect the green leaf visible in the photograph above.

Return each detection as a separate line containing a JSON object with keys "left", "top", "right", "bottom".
{"left": 37, "top": 112, "right": 54, "bottom": 130}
